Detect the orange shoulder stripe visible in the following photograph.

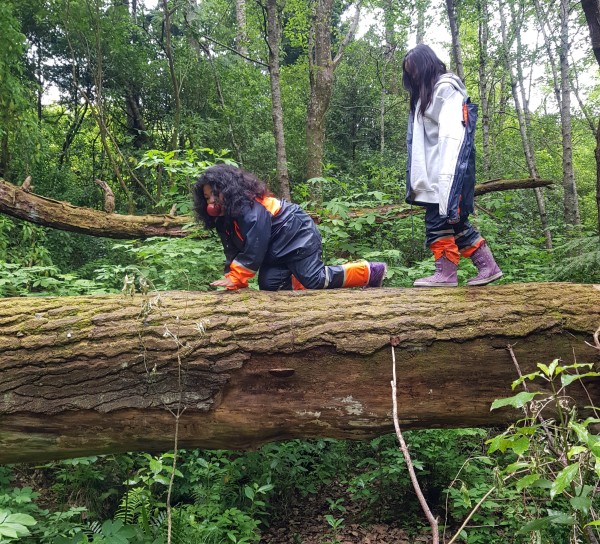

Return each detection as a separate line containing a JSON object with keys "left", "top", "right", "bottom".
{"left": 256, "top": 196, "right": 281, "bottom": 216}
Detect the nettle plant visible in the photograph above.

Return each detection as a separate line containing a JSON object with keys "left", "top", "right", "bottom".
{"left": 488, "top": 358, "right": 600, "bottom": 543}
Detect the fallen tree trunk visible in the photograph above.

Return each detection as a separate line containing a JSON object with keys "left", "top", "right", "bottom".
{"left": 0, "top": 179, "right": 190, "bottom": 239}
{"left": 1, "top": 283, "right": 599, "bottom": 464}
{"left": 0, "top": 177, "right": 553, "bottom": 239}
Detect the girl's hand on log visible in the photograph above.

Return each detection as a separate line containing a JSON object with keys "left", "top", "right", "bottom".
{"left": 210, "top": 276, "right": 238, "bottom": 290}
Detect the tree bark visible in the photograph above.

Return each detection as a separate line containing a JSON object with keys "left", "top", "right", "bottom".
{"left": 581, "top": 0, "right": 600, "bottom": 65}
{"left": 559, "top": 0, "right": 581, "bottom": 227}
{"left": 477, "top": 0, "right": 491, "bottom": 178}
{"left": 0, "top": 179, "right": 189, "bottom": 239}
{"left": 235, "top": 0, "right": 249, "bottom": 56}
{"left": 415, "top": 0, "right": 428, "bottom": 45}
{"left": 445, "top": 0, "right": 464, "bottom": 80}
{"left": 306, "top": 0, "right": 359, "bottom": 182}
{"left": 265, "top": 0, "right": 291, "bottom": 200}
{"left": 1, "top": 283, "right": 599, "bottom": 464}
{"left": 161, "top": 0, "right": 181, "bottom": 152}
{"left": 0, "top": 177, "right": 553, "bottom": 239}
{"left": 499, "top": 2, "right": 553, "bottom": 249}
{"left": 580, "top": 0, "right": 600, "bottom": 233}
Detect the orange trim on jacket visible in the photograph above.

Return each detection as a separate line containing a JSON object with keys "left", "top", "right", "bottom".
{"left": 226, "top": 259, "right": 256, "bottom": 289}
{"left": 291, "top": 275, "right": 306, "bottom": 290}
{"left": 430, "top": 238, "right": 460, "bottom": 265}
{"left": 256, "top": 196, "right": 282, "bottom": 216}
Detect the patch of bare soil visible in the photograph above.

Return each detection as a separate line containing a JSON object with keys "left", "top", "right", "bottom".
{"left": 260, "top": 490, "right": 434, "bottom": 544}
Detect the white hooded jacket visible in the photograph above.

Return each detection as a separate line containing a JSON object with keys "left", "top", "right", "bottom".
{"left": 405, "top": 73, "right": 476, "bottom": 220}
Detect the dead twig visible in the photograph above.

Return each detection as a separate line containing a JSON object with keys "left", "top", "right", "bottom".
{"left": 390, "top": 343, "right": 439, "bottom": 543}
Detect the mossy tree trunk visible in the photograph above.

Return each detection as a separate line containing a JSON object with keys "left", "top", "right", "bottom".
{"left": 1, "top": 283, "right": 599, "bottom": 463}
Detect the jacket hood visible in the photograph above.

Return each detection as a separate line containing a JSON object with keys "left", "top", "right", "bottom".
{"left": 434, "top": 73, "right": 468, "bottom": 98}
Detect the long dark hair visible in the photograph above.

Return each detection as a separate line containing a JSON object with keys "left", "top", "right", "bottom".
{"left": 192, "top": 164, "right": 269, "bottom": 228}
{"left": 402, "top": 44, "right": 447, "bottom": 117}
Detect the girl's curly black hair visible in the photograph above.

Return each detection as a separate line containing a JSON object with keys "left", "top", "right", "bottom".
{"left": 192, "top": 164, "right": 269, "bottom": 228}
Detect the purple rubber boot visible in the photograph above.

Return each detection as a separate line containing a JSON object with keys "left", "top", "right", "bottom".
{"left": 367, "top": 262, "right": 387, "bottom": 287}
{"left": 413, "top": 256, "right": 458, "bottom": 287}
{"left": 466, "top": 242, "right": 503, "bottom": 286}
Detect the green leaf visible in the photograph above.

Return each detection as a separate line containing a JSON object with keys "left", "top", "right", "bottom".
{"left": 515, "top": 473, "right": 540, "bottom": 492}
{"left": 567, "top": 446, "right": 588, "bottom": 459}
{"left": 491, "top": 392, "right": 540, "bottom": 410}
{"left": 517, "top": 516, "right": 551, "bottom": 534}
{"left": 511, "top": 372, "right": 540, "bottom": 389}
{"left": 561, "top": 372, "right": 600, "bottom": 387}
{"left": 550, "top": 463, "right": 580, "bottom": 499}
{"left": 0, "top": 526, "right": 20, "bottom": 538}
{"left": 149, "top": 458, "right": 162, "bottom": 474}
{"left": 5, "top": 513, "right": 35, "bottom": 526}
{"left": 537, "top": 363, "right": 550, "bottom": 377}
{"left": 504, "top": 461, "right": 532, "bottom": 473}
{"left": 570, "top": 496, "right": 592, "bottom": 514}
{"left": 512, "top": 436, "right": 530, "bottom": 455}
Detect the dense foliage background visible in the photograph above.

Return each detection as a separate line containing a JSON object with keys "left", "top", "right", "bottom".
{"left": 0, "top": 0, "right": 599, "bottom": 542}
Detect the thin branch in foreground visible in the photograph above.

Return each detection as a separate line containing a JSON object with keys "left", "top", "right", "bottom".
{"left": 390, "top": 343, "right": 439, "bottom": 543}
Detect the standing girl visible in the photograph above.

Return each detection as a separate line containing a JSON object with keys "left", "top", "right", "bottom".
{"left": 402, "top": 44, "right": 502, "bottom": 287}
{"left": 192, "top": 164, "right": 387, "bottom": 291}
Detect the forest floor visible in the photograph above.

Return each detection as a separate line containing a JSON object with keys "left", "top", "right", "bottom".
{"left": 260, "top": 489, "right": 434, "bottom": 544}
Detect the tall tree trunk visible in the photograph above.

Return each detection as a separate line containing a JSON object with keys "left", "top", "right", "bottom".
{"left": 383, "top": 0, "right": 398, "bottom": 94}
{"left": 0, "top": 132, "right": 8, "bottom": 179}
{"left": 500, "top": 2, "right": 552, "bottom": 248}
{"left": 415, "top": 0, "right": 428, "bottom": 44}
{"left": 580, "top": 0, "right": 600, "bottom": 233}
{"left": 161, "top": 0, "right": 181, "bottom": 152}
{"left": 1, "top": 284, "right": 599, "bottom": 463}
{"left": 559, "top": 0, "right": 581, "bottom": 226}
{"left": 306, "top": 0, "right": 360, "bottom": 182}
{"left": 125, "top": 89, "right": 149, "bottom": 149}
{"left": 266, "top": 0, "right": 291, "bottom": 200}
{"left": 445, "top": 0, "right": 464, "bottom": 80}
{"left": 59, "top": 101, "right": 89, "bottom": 168}
{"left": 236, "top": 0, "right": 249, "bottom": 56}
{"left": 477, "top": 0, "right": 491, "bottom": 177}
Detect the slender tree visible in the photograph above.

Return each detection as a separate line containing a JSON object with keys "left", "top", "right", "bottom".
{"left": 499, "top": 0, "right": 552, "bottom": 248}
{"left": 445, "top": 0, "right": 465, "bottom": 80}
{"left": 236, "top": 0, "right": 249, "bottom": 56}
{"left": 558, "top": 0, "right": 581, "bottom": 226}
{"left": 263, "top": 0, "right": 291, "bottom": 199}
{"left": 477, "top": 0, "right": 492, "bottom": 177}
{"left": 306, "top": 0, "right": 360, "bottom": 181}
{"left": 580, "top": 0, "right": 600, "bottom": 233}
{"left": 161, "top": 0, "right": 181, "bottom": 151}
